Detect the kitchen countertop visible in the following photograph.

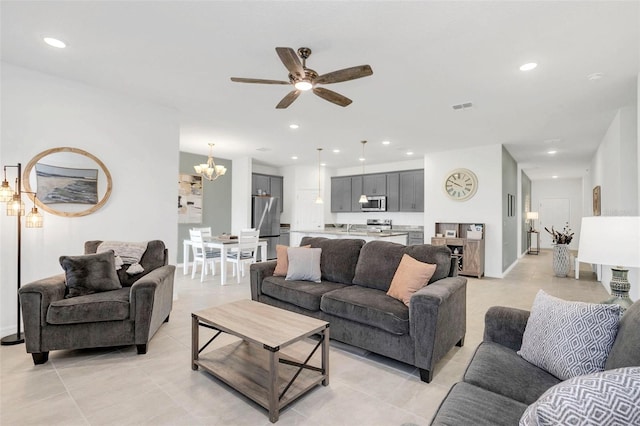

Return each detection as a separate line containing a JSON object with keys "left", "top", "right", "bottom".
{"left": 292, "top": 229, "right": 409, "bottom": 237}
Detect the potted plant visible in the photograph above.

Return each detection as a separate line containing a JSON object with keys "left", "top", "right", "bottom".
{"left": 545, "top": 223, "right": 574, "bottom": 277}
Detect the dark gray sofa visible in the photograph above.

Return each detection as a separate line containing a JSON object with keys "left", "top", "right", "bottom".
{"left": 430, "top": 300, "right": 640, "bottom": 425}
{"left": 19, "top": 240, "right": 175, "bottom": 364}
{"left": 250, "top": 237, "right": 467, "bottom": 383}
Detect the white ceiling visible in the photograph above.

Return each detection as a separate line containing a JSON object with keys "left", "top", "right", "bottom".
{"left": 1, "top": 1, "right": 638, "bottom": 179}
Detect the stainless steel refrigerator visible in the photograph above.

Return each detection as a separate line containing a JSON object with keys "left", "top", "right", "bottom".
{"left": 252, "top": 196, "right": 280, "bottom": 260}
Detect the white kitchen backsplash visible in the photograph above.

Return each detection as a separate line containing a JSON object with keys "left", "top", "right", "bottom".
{"left": 331, "top": 212, "right": 423, "bottom": 228}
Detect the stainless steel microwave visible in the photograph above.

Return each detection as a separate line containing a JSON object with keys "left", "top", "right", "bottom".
{"left": 361, "top": 196, "right": 386, "bottom": 212}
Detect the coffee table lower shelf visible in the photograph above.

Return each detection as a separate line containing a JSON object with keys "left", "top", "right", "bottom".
{"left": 194, "top": 340, "right": 326, "bottom": 421}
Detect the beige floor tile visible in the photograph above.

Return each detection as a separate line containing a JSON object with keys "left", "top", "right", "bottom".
{"left": 0, "top": 251, "right": 610, "bottom": 425}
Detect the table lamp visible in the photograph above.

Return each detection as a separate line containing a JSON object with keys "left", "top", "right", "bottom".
{"left": 526, "top": 211, "right": 539, "bottom": 231}
{"left": 578, "top": 216, "right": 640, "bottom": 310}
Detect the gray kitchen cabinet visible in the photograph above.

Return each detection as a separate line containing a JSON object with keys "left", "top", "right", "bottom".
{"left": 330, "top": 176, "right": 352, "bottom": 212}
{"left": 407, "top": 231, "right": 424, "bottom": 245}
{"left": 252, "top": 173, "right": 284, "bottom": 212}
{"left": 252, "top": 174, "right": 271, "bottom": 195}
{"left": 363, "top": 174, "right": 387, "bottom": 195}
{"left": 399, "top": 170, "right": 424, "bottom": 212}
{"left": 386, "top": 173, "right": 400, "bottom": 212}
{"left": 351, "top": 176, "right": 363, "bottom": 211}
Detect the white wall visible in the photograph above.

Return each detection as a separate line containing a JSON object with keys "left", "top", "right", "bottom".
{"left": 424, "top": 144, "right": 504, "bottom": 278}
{"left": 231, "top": 157, "right": 252, "bottom": 234}
{"left": 1, "top": 63, "right": 179, "bottom": 336}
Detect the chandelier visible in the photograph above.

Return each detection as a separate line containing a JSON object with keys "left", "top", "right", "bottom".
{"left": 194, "top": 143, "right": 227, "bottom": 181}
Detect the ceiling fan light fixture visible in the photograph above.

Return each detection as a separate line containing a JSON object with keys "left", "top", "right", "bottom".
{"left": 294, "top": 80, "right": 313, "bottom": 91}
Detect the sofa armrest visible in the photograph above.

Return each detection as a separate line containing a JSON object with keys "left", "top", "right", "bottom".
{"left": 18, "top": 274, "right": 67, "bottom": 353}
{"left": 250, "top": 261, "right": 277, "bottom": 300}
{"left": 129, "top": 265, "right": 175, "bottom": 344}
{"left": 410, "top": 276, "right": 467, "bottom": 372}
{"left": 483, "top": 306, "right": 530, "bottom": 351}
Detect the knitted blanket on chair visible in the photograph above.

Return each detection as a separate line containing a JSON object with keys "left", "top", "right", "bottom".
{"left": 97, "top": 241, "right": 148, "bottom": 275}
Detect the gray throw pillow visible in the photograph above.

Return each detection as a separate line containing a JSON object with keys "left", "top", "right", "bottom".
{"left": 520, "top": 367, "right": 640, "bottom": 425}
{"left": 286, "top": 247, "right": 322, "bottom": 283}
{"left": 518, "top": 290, "right": 620, "bottom": 380}
{"left": 60, "top": 250, "right": 122, "bottom": 298}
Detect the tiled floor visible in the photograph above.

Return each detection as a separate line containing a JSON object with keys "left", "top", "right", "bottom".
{"left": 1, "top": 250, "right": 608, "bottom": 425}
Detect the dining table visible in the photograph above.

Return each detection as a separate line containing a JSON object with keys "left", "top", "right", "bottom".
{"left": 183, "top": 237, "right": 268, "bottom": 285}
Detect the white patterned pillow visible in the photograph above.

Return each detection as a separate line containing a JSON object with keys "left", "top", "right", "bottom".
{"left": 518, "top": 290, "right": 620, "bottom": 380}
{"left": 520, "top": 367, "right": 640, "bottom": 426}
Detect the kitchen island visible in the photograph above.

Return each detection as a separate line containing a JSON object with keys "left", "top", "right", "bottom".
{"left": 290, "top": 229, "right": 408, "bottom": 246}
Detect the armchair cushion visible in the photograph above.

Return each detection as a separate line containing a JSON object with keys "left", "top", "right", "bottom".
{"left": 46, "top": 287, "right": 130, "bottom": 325}
{"left": 59, "top": 250, "right": 121, "bottom": 298}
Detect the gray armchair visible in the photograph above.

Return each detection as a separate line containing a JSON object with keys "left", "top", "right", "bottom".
{"left": 19, "top": 240, "right": 175, "bottom": 364}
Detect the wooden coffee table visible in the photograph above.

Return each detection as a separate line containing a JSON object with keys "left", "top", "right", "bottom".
{"left": 191, "top": 299, "right": 330, "bottom": 423}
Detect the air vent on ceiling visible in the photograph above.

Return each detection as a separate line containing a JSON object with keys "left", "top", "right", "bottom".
{"left": 256, "top": 147, "right": 271, "bottom": 152}
{"left": 452, "top": 102, "right": 473, "bottom": 110}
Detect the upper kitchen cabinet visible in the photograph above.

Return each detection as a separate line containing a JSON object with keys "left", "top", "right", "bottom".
{"left": 362, "top": 174, "right": 386, "bottom": 196}
{"left": 330, "top": 176, "right": 352, "bottom": 212}
{"left": 386, "top": 173, "right": 400, "bottom": 212}
{"left": 252, "top": 173, "right": 284, "bottom": 212}
{"left": 399, "top": 170, "right": 424, "bottom": 212}
{"left": 350, "top": 176, "right": 363, "bottom": 211}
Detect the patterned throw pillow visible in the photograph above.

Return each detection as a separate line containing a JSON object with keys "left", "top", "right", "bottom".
{"left": 520, "top": 367, "right": 640, "bottom": 426}
{"left": 518, "top": 290, "right": 620, "bottom": 381}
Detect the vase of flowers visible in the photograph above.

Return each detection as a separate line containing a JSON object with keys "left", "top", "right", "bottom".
{"left": 545, "top": 224, "right": 574, "bottom": 277}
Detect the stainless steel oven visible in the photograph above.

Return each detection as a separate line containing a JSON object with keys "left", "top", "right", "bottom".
{"left": 360, "top": 196, "right": 386, "bottom": 212}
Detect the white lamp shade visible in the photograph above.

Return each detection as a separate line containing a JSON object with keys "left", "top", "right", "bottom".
{"left": 578, "top": 216, "right": 640, "bottom": 268}
{"left": 526, "top": 211, "right": 539, "bottom": 220}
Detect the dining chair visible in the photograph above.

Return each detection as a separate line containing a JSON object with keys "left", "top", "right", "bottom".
{"left": 189, "top": 229, "right": 221, "bottom": 282}
{"left": 191, "top": 227, "right": 212, "bottom": 237}
{"left": 226, "top": 229, "right": 259, "bottom": 283}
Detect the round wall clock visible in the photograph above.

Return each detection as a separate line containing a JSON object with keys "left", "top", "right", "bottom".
{"left": 444, "top": 168, "right": 478, "bottom": 201}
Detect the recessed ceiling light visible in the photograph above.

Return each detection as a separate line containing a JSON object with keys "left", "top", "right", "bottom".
{"left": 382, "top": 140, "right": 391, "bottom": 145}
{"left": 359, "top": 157, "right": 365, "bottom": 162}
{"left": 332, "top": 149, "right": 340, "bottom": 153}
{"left": 291, "top": 156, "right": 298, "bottom": 160}
{"left": 43, "top": 37, "right": 66, "bottom": 49}
{"left": 320, "top": 163, "right": 327, "bottom": 167}
{"left": 552, "top": 175, "right": 558, "bottom": 179}
{"left": 289, "top": 124, "right": 299, "bottom": 129}
{"left": 406, "top": 151, "right": 414, "bottom": 156}
{"left": 547, "top": 150, "right": 557, "bottom": 155}
{"left": 519, "top": 62, "right": 537, "bottom": 71}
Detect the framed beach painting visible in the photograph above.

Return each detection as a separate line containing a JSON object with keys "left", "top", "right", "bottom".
{"left": 23, "top": 147, "right": 112, "bottom": 217}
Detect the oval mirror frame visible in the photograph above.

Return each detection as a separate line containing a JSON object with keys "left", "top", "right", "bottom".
{"left": 23, "top": 147, "right": 113, "bottom": 217}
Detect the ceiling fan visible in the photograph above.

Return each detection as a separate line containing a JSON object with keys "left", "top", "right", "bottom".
{"left": 230, "top": 47, "right": 373, "bottom": 109}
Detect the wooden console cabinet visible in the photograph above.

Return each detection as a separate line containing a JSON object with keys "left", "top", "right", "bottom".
{"left": 431, "top": 222, "right": 485, "bottom": 278}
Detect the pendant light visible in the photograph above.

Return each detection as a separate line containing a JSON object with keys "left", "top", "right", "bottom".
{"left": 194, "top": 143, "right": 227, "bottom": 181}
{"left": 358, "top": 140, "right": 368, "bottom": 203}
{"left": 25, "top": 193, "right": 43, "bottom": 228}
{"left": 315, "top": 148, "right": 323, "bottom": 204}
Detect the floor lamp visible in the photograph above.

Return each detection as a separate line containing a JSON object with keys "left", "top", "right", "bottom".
{"left": 0, "top": 163, "right": 44, "bottom": 345}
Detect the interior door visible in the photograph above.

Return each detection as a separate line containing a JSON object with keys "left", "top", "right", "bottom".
{"left": 293, "top": 189, "right": 323, "bottom": 233}
{"left": 539, "top": 198, "right": 570, "bottom": 248}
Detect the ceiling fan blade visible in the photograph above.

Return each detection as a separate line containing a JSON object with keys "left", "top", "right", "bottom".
{"left": 276, "top": 90, "right": 301, "bottom": 109}
{"left": 315, "top": 65, "right": 373, "bottom": 85}
{"left": 275, "top": 47, "right": 304, "bottom": 78}
{"left": 230, "top": 77, "right": 290, "bottom": 85}
{"left": 312, "top": 87, "right": 352, "bottom": 107}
